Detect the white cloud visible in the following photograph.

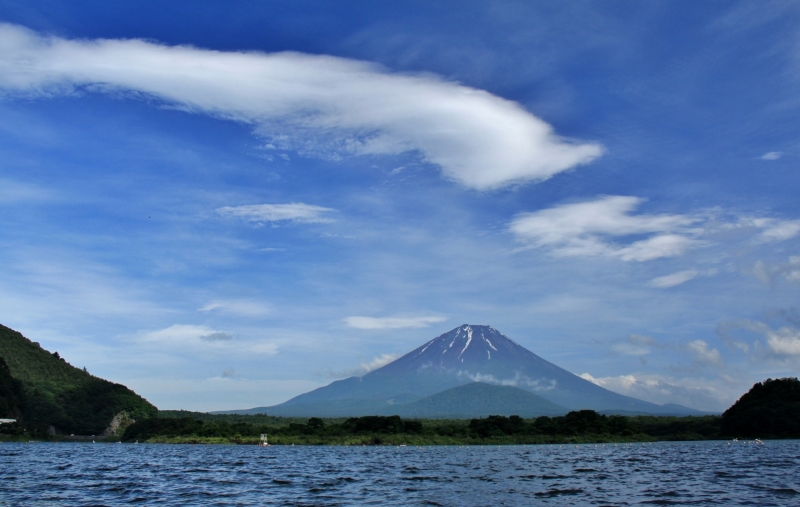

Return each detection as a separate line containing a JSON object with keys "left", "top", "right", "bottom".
{"left": 615, "top": 234, "right": 697, "bottom": 262}
{"left": 198, "top": 299, "right": 271, "bottom": 317}
{"left": 763, "top": 327, "right": 800, "bottom": 357}
{"left": 344, "top": 315, "right": 447, "bottom": 329}
{"left": 756, "top": 219, "right": 800, "bottom": 242}
{"left": 760, "top": 151, "right": 783, "bottom": 160}
{"left": 0, "top": 23, "right": 603, "bottom": 190}
{"left": 685, "top": 339, "right": 723, "bottom": 367}
{"left": 458, "top": 371, "right": 557, "bottom": 391}
{"left": 750, "top": 256, "right": 800, "bottom": 285}
{"left": 578, "top": 372, "right": 730, "bottom": 411}
{"left": 217, "top": 203, "right": 334, "bottom": 224}
{"left": 717, "top": 319, "right": 800, "bottom": 364}
{"left": 360, "top": 353, "right": 399, "bottom": 372}
{"left": 648, "top": 270, "right": 699, "bottom": 288}
{"left": 509, "top": 196, "right": 699, "bottom": 261}
{"left": 716, "top": 215, "right": 800, "bottom": 244}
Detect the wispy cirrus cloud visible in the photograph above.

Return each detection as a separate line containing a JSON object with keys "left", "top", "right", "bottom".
{"left": 0, "top": 23, "right": 602, "bottom": 190}
{"left": 344, "top": 315, "right": 446, "bottom": 329}
{"left": 509, "top": 196, "right": 700, "bottom": 261}
{"left": 217, "top": 203, "right": 335, "bottom": 224}
{"left": 648, "top": 270, "right": 700, "bottom": 288}
{"left": 648, "top": 268, "right": 718, "bottom": 288}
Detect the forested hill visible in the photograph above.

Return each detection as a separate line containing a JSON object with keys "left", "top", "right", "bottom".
{"left": 0, "top": 324, "right": 157, "bottom": 436}
{"left": 721, "top": 377, "right": 800, "bottom": 439}
{"left": 0, "top": 356, "right": 25, "bottom": 419}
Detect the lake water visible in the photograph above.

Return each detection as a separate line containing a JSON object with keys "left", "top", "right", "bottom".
{"left": 1, "top": 440, "right": 798, "bottom": 506}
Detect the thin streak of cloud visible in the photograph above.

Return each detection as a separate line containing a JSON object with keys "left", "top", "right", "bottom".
{"left": 198, "top": 299, "right": 271, "bottom": 317}
{"left": 141, "top": 324, "right": 227, "bottom": 343}
{"left": 217, "top": 203, "right": 335, "bottom": 224}
{"left": 648, "top": 269, "right": 718, "bottom": 288}
{"left": 648, "top": 270, "right": 699, "bottom": 288}
{"left": 344, "top": 315, "right": 447, "bottom": 329}
{"left": 200, "top": 332, "right": 235, "bottom": 342}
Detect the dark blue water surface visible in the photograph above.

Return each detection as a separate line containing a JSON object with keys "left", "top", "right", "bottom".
{"left": 1, "top": 440, "right": 798, "bottom": 506}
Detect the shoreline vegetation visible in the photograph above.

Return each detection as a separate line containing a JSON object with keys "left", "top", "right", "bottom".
{"left": 0, "top": 410, "right": 763, "bottom": 446}
{"left": 124, "top": 411, "right": 727, "bottom": 446}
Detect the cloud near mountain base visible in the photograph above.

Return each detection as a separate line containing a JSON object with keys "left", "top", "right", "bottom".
{"left": 579, "top": 372, "right": 730, "bottom": 411}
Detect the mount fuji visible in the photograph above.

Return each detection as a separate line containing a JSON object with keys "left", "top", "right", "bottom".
{"left": 223, "top": 325, "right": 706, "bottom": 417}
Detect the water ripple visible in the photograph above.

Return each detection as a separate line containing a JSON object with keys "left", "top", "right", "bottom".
{"left": 1, "top": 440, "right": 799, "bottom": 506}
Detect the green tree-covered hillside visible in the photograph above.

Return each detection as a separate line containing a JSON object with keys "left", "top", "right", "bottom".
{"left": 0, "top": 356, "right": 25, "bottom": 418}
{"left": 0, "top": 324, "right": 157, "bottom": 436}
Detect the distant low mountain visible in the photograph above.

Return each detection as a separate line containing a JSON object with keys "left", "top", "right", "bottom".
{"left": 0, "top": 323, "right": 157, "bottom": 435}
{"left": 222, "top": 324, "right": 706, "bottom": 417}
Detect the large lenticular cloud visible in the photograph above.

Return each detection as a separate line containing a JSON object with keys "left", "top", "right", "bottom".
{"left": 0, "top": 23, "right": 603, "bottom": 190}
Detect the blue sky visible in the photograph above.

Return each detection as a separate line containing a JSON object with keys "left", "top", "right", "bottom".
{"left": 1, "top": 1, "right": 799, "bottom": 412}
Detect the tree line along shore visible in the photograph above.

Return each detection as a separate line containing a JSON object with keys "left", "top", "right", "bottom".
{"left": 120, "top": 411, "right": 725, "bottom": 445}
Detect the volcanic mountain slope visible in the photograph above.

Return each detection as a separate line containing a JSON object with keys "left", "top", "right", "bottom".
{"left": 386, "top": 382, "right": 568, "bottom": 419}
{"left": 230, "top": 325, "right": 704, "bottom": 417}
